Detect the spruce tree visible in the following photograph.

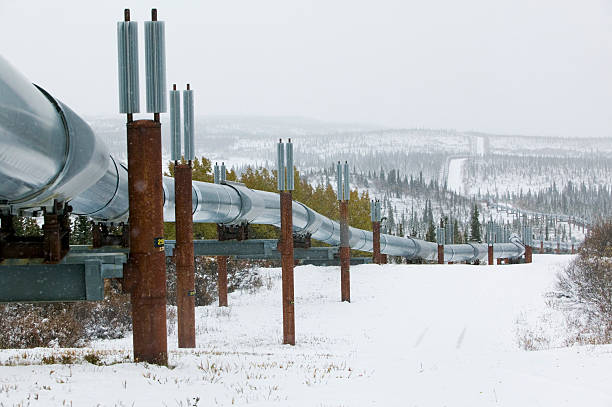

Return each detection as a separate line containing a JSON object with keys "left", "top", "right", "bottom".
{"left": 13, "top": 216, "right": 42, "bottom": 237}
{"left": 425, "top": 219, "right": 436, "bottom": 242}
{"left": 71, "top": 216, "right": 92, "bottom": 244}
{"left": 452, "top": 219, "right": 460, "bottom": 243}
{"left": 470, "top": 204, "right": 482, "bottom": 242}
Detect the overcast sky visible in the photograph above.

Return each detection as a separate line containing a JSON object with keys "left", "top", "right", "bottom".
{"left": 1, "top": 0, "right": 612, "bottom": 137}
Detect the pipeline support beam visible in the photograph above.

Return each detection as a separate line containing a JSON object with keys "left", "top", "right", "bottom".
{"left": 372, "top": 221, "right": 381, "bottom": 264}
{"left": 437, "top": 245, "right": 444, "bottom": 265}
{"left": 217, "top": 255, "right": 228, "bottom": 307}
{"left": 174, "top": 163, "right": 195, "bottom": 348}
{"left": 340, "top": 200, "right": 350, "bottom": 302}
{"left": 124, "top": 119, "right": 167, "bottom": 365}
{"left": 525, "top": 245, "right": 532, "bottom": 263}
{"left": 280, "top": 191, "right": 295, "bottom": 345}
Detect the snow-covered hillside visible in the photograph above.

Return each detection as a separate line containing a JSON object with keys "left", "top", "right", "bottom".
{"left": 2, "top": 256, "right": 610, "bottom": 406}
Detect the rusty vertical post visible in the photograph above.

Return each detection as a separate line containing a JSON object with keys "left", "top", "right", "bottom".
{"left": 217, "top": 255, "right": 228, "bottom": 306}
{"left": 126, "top": 119, "right": 167, "bottom": 365}
{"left": 371, "top": 200, "right": 381, "bottom": 265}
{"left": 436, "top": 226, "right": 445, "bottom": 265}
{"left": 338, "top": 160, "right": 350, "bottom": 302}
{"left": 497, "top": 258, "right": 502, "bottom": 265}
{"left": 340, "top": 200, "right": 350, "bottom": 302}
{"left": 175, "top": 163, "right": 195, "bottom": 348}
{"left": 42, "top": 211, "right": 61, "bottom": 263}
{"left": 372, "top": 221, "right": 381, "bottom": 264}
{"left": 540, "top": 240, "right": 544, "bottom": 254}
{"left": 280, "top": 191, "right": 295, "bottom": 345}
{"left": 525, "top": 245, "right": 532, "bottom": 263}
{"left": 278, "top": 139, "right": 295, "bottom": 345}
{"left": 488, "top": 245, "right": 494, "bottom": 265}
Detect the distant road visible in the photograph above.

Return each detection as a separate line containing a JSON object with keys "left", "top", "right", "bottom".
{"left": 447, "top": 158, "right": 468, "bottom": 195}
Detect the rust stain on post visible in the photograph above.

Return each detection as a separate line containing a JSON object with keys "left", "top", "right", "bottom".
{"left": 217, "top": 255, "right": 228, "bottom": 307}
{"left": 339, "top": 200, "right": 350, "bottom": 302}
{"left": 175, "top": 164, "right": 195, "bottom": 348}
{"left": 280, "top": 191, "right": 295, "bottom": 345}
{"left": 125, "top": 120, "right": 167, "bottom": 365}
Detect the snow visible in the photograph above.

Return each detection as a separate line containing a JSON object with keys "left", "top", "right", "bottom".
{"left": 475, "top": 136, "right": 486, "bottom": 156}
{"left": 1, "top": 255, "right": 611, "bottom": 406}
{"left": 447, "top": 157, "right": 467, "bottom": 195}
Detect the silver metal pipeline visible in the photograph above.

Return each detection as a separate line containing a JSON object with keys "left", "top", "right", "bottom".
{"left": 159, "top": 178, "right": 524, "bottom": 262}
{"left": 0, "top": 55, "right": 525, "bottom": 262}
{"left": 0, "top": 56, "right": 109, "bottom": 211}
{"left": 532, "top": 239, "right": 574, "bottom": 252}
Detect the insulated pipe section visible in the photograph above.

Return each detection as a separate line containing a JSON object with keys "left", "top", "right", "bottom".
{"left": 70, "top": 156, "right": 129, "bottom": 222}
{"left": 533, "top": 239, "right": 574, "bottom": 252}
{"left": 0, "top": 56, "right": 108, "bottom": 211}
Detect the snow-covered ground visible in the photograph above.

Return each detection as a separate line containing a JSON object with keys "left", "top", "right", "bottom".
{"left": 1, "top": 256, "right": 611, "bottom": 406}
{"left": 447, "top": 157, "right": 468, "bottom": 195}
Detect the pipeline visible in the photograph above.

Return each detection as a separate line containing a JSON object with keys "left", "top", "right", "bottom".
{"left": 0, "top": 55, "right": 525, "bottom": 263}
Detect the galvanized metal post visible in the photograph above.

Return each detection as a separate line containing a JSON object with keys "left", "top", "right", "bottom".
{"left": 125, "top": 119, "right": 168, "bottom": 365}
{"left": 217, "top": 255, "right": 228, "bottom": 306}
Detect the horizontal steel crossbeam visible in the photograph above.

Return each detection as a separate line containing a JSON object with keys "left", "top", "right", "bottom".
{"left": 0, "top": 250, "right": 126, "bottom": 302}
{"left": 0, "top": 240, "right": 346, "bottom": 302}
{"left": 165, "top": 239, "right": 340, "bottom": 260}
